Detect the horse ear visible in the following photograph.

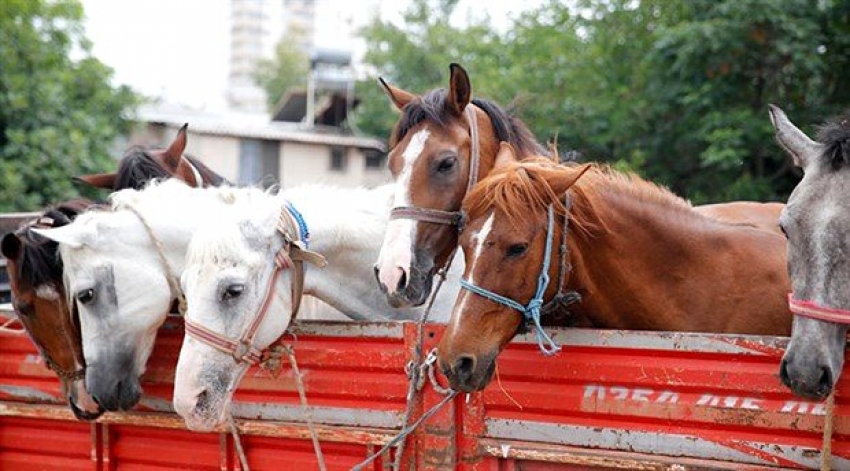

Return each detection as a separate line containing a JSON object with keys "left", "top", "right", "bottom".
{"left": 562, "top": 164, "right": 593, "bottom": 190}
{"left": 493, "top": 142, "right": 519, "bottom": 170}
{"left": 447, "top": 63, "right": 472, "bottom": 117}
{"left": 73, "top": 173, "right": 117, "bottom": 189}
{"left": 31, "top": 223, "right": 93, "bottom": 249}
{"left": 1, "top": 233, "right": 22, "bottom": 260}
{"left": 768, "top": 104, "right": 820, "bottom": 169}
{"left": 162, "top": 123, "right": 189, "bottom": 170}
{"left": 379, "top": 77, "right": 416, "bottom": 111}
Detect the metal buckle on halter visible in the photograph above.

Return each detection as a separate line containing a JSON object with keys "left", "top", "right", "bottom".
{"left": 233, "top": 340, "right": 254, "bottom": 364}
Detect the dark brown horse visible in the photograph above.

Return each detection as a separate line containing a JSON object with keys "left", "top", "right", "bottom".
{"left": 0, "top": 125, "right": 225, "bottom": 419}
{"left": 437, "top": 147, "right": 791, "bottom": 392}
{"left": 374, "top": 64, "right": 785, "bottom": 310}
{"left": 75, "top": 124, "right": 226, "bottom": 190}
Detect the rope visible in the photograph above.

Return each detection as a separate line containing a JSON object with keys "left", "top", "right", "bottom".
{"left": 460, "top": 206, "right": 561, "bottom": 355}
{"left": 228, "top": 415, "right": 251, "bottom": 471}
{"left": 390, "top": 252, "right": 457, "bottom": 471}
{"left": 821, "top": 391, "right": 836, "bottom": 471}
{"left": 351, "top": 391, "right": 458, "bottom": 471}
{"left": 283, "top": 345, "right": 327, "bottom": 471}
{"left": 124, "top": 205, "right": 187, "bottom": 315}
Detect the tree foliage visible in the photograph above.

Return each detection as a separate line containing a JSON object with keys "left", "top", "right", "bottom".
{"left": 0, "top": 0, "right": 140, "bottom": 212}
{"left": 352, "top": 0, "right": 848, "bottom": 203}
{"left": 254, "top": 26, "right": 310, "bottom": 111}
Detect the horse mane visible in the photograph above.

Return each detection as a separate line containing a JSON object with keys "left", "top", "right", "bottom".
{"left": 114, "top": 146, "right": 172, "bottom": 190}
{"left": 390, "top": 89, "right": 548, "bottom": 157}
{"left": 14, "top": 199, "right": 92, "bottom": 287}
{"left": 464, "top": 158, "right": 694, "bottom": 236}
{"left": 817, "top": 110, "right": 850, "bottom": 170}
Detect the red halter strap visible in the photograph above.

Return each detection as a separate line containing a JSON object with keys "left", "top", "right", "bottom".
{"left": 184, "top": 205, "right": 326, "bottom": 369}
{"left": 788, "top": 294, "right": 850, "bottom": 324}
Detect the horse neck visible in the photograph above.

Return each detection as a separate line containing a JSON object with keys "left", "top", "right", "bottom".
{"left": 564, "top": 187, "right": 728, "bottom": 331}
{"left": 283, "top": 185, "right": 418, "bottom": 320}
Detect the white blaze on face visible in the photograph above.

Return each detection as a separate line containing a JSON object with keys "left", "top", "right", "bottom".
{"left": 377, "top": 129, "right": 431, "bottom": 293}
{"left": 451, "top": 211, "right": 495, "bottom": 330}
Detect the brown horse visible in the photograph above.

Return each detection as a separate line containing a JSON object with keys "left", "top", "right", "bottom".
{"left": 437, "top": 147, "right": 791, "bottom": 392}
{"left": 0, "top": 126, "right": 225, "bottom": 419}
{"left": 374, "top": 64, "right": 784, "bottom": 310}
{"left": 1, "top": 200, "right": 101, "bottom": 419}
{"left": 75, "top": 124, "right": 227, "bottom": 190}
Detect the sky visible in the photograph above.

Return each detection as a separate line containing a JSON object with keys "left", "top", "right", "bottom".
{"left": 81, "top": 0, "right": 544, "bottom": 112}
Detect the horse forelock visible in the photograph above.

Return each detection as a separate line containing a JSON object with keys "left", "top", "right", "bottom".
{"left": 817, "top": 110, "right": 850, "bottom": 170}
{"left": 115, "top": 147, "right": 171, "bottom": 190}
{"left": 14, "top": 201, "right": 92, "bottom": 288}
{"left": 390, "top": 89, "right": 544, "bottom": 158}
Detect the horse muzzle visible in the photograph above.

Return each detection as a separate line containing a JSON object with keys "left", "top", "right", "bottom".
{"left": 86, "top": 361, "right": 142, "bottom": 411}
{"left": 440, "top": 350, "right": 497, "bottom": 393}
{"left": 67, "top": 377, "right": 105, "bottom": 420}
{"left": 779, "top": 352, "right": 837, "bottom": 400}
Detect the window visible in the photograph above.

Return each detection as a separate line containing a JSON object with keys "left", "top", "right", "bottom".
{"left": 330, "top": 146, "right": 347, "bottom": 171}
{"left": 364, "top": 149, "right": 385, "bottom": 169}
{"left": 238, "top": 139, "right": 279, "bottom": 186}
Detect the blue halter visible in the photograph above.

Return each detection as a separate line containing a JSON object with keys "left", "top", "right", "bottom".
{"left": 459, "top": 205, "right": 561, "bottom": 356}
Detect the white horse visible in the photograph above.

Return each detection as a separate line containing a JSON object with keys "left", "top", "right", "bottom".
{"left": 34, "top": 180, "right": 460, "bottom": 413}
{"left": 171, "top": 182, "right": 464, "bottom": 430}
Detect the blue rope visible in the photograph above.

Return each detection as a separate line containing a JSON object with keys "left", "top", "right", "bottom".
{"left": 459, "top": 206, "right": 561, "bottom": 356}
{"left": 285, "top": 201, "right": 310, "bottom": 247}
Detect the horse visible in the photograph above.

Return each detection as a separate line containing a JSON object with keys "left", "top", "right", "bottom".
{"left": 436, "top": 145, "right": 791, "bottom": 392}
{"left": 169, "top": 183, "right": 463, "bottom": 431}
{"left": 374, "top": 63, "right": 785, "bottom": 311}
{"left": 74, "top": 123, "right": 227, "bottom": 190}
{"left": 1, "top": 126, "right": 226, "bottom": 417}
{"left": 34, "top": 180, "right": 462, "bottom": 414}
{"left": 770, "top": 105, "right": 850, "bottom": 399}
{"left": 0, "top": 200, "right": 102, "bottom": 419}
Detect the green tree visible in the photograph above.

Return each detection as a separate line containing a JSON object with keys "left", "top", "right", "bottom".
{"left": 0, "top": 0, "right": 139, "bottom": 212}
{"left": 254, "top": 26, "right": 310, "bottom": 111}
{"left": 351, "top": 0, "right": 506, "bottom": 138}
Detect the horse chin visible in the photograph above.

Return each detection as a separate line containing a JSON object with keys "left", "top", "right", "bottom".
{"left": 182, "top": 393, "right": 230, "bottom": 432}
{"left": 67, "top": 378, "right": 105, "bottom": 420}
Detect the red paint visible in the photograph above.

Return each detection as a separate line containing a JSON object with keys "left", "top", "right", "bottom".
{"left": 0, "top": 314, "right": 847, "bottom": 469}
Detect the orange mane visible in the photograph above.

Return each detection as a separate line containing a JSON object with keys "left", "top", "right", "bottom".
{"left": 463, "top": 157, "right": 695, "bottom": 235}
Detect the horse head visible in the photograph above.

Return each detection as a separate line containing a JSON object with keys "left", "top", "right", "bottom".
{"left": 374, "top": 63, "right": 546, "bottom": 308}
{"left": 1, "top": 201, "right": 104, "bottom": 419}
{"left": 772, "top": 104, "right": 850, "bottom": 399}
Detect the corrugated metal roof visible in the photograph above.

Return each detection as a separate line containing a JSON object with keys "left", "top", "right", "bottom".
{"left": 135, "top": 105, "right": 386, "bottom": 152}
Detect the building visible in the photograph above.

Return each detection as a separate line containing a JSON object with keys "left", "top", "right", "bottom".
{"left": 227, "top": 0, "right": 316, "bottom": 113}
{"left": 130, "top": 104, "right": 388, "bottom": 189}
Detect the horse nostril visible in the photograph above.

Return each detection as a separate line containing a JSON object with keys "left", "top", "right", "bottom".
{"left": 196, "top": 390, "right": 210, "bottom": 411}
{"left": 779, "top": 358, "right": 790, "bottom": 383}
{"left": 396, "top": 269, "right": 408, "bottom": 292}
{"left": 454, "top": 355, "right": 476, "bottom": 381}
{"left": 818, "top": 366, "right": 833, "bottom": 392}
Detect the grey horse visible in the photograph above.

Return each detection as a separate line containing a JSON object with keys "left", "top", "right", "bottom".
{"left": 771, "top": 104, "right": 850, "bottom": 399}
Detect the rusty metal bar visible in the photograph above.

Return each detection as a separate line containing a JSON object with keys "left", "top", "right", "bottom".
{"left": 0, "top": 401, "right": 397, "bottom": 446}
{"left": 477, "top": 438, "right": 800, "bottom": 471}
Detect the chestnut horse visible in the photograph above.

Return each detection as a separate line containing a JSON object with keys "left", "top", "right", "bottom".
{"left": 771, "top": 105, "right": 850, "bottom": 399}
{"left": 437, "top": 148, "right": 791, "bottom": 392}
{"left": 374, "top": 63, "right": 783, "bottom": 310}
{"left": 0, "top": 125, "right": 224, "bottom": 419}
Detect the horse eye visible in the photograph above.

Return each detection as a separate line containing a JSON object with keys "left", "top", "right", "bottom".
{"left": 76, "top": 289, "right": 95, "bottom": 305}
{"left": 506, "top": 243, "right": 528, "bottom": 257}
{"left": 14, "top": 302, "right": 33, "bottom": 318}
{"left": 222, "top": 284, "right": 244, "bottom": 301}
{"left": 436, "top": 156, "right": 457, "bottom": 174}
